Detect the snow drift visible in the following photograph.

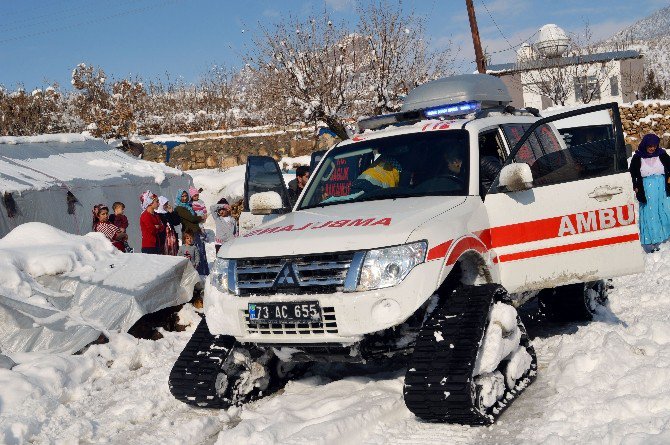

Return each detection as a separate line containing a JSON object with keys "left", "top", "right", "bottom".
{"left": 0, "top": 223, "right": 199, "bottom": 354}
{"left": 3, "top": 243, "right": 670, "bottom": 443}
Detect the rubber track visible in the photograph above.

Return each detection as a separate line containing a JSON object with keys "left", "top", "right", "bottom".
{"left": 169, "top": 317, "right": 236, "bottom": 408}
{"left": 403, "top": 284, "right": 537, "bottom": 425}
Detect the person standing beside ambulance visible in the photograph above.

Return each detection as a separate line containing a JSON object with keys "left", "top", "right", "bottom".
{"left": 629, "top": 133, "right": 670, "bottom": 252}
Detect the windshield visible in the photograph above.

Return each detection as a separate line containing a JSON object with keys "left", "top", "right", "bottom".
{"left": 298, "top": 130, "right": 470, "bottom": 210}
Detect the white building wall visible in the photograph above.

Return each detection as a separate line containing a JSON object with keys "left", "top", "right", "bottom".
{"left": 507, "top": 58, "right": 641, "bottom": 110}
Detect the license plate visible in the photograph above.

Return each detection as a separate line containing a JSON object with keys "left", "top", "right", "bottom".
{"left": 248, "top": 302, "right": 322, "bottom": 323}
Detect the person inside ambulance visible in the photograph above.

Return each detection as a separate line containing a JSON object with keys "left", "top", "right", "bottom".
{"left": 413, "top": 145, "right": 467, "bottom": 193}
{"left": 349, "top": 146, "right": 405, "bottom": 195}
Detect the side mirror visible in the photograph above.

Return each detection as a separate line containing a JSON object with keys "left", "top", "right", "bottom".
{"left": 249, "top": 191, "right": 283, "bottom": 215}
{"left": 498, "top": 163, "right": 533, "bottom": 192}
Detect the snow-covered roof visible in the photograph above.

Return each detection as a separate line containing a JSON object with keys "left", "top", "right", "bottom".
{"left": 0, "top": 134, "right": 185, "bottom": 194}
{"left": 0, "top": 134, "right": 193, "bottom": 247}
{"left": 487, "top": 49, "right": 642, "bottom": 74}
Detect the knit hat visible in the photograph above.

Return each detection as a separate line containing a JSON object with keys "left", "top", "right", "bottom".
{"left": 188, "top": 186, "right": 200, "bottom": 198}
{"left": 156, "top": 196, "right": 169, "bottom": 214}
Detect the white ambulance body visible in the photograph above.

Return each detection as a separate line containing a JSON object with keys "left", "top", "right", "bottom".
{"left": 206, "top": 77, "right": 643, "bottom": 344}
{"left": 173, "top": 74, "right": 644, "bottom": 424}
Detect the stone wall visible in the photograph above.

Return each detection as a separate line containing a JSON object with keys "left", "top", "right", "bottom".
{"left": 620, "top": 102, "right": 670, "bottom": 149}
{"left": 143, "top": 129, "right": 340, "bottom": 170}
{"left": 142, "top": 104, "right": 670, "bottom": 171}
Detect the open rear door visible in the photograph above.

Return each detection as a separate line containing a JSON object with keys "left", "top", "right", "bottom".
{"left": 483, "top": 103, "right": 644, "bottom": 293}
{"left": 238, "top": 156, "right": 292, "bottom": 235}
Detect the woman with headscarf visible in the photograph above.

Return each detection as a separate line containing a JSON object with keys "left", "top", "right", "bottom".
{"left": 174, "top": 189, "right": 209, "bottom": 274}
{"left": 629, "top": 133, "right": 670, "bottom": 252}
{"left": 139, "top": 190, "right": 164, "bottom": 254}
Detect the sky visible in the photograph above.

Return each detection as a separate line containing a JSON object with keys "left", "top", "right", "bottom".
{"left": 1, "top": 0, "right": 669, "bottom": 90}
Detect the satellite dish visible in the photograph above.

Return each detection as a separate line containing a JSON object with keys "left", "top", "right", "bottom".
{"left": 535, "top": 24, "right": 569, "bottom": 58}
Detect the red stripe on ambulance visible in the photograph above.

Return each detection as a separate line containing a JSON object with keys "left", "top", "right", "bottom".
{"left": 428, "top": 204, "right": 638, "bottom": 263}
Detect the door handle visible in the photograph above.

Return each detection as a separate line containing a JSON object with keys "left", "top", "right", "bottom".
{"left": 588, "top": 185, "right": 623, "bottom": 202}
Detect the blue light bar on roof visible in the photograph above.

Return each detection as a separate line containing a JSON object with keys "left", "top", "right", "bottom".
{"left": 423, "top": 100, "right": 481, "bottom": 118}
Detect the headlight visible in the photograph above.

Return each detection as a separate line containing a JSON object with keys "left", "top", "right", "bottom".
{"left": 357, "top": 241, "right": 427, "bottom": 291}
{"left": 211, "top": 258, "right": 231, "bottom": 293}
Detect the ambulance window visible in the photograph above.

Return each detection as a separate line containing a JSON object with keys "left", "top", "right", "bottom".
{"left": 499, "top": 123, "right": 579, "bottom": 188}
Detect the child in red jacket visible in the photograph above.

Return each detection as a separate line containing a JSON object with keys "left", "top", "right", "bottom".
{"left": 109, "top": 201, "right": 133, "bottom": 252}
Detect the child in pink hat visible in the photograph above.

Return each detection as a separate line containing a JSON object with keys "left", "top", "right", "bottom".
{"left": 189, "top": 186, "right": 208, "bottom": 219}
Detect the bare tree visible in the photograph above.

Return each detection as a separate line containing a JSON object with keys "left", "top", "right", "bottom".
{"left": 0, "top": 83, "right": 67, "bottom": 136}
{"left": 356, "top": 0, "right": 455, "bottom": 115}
{"left": 244, "top": 14, "right": 362, "bottom": 139}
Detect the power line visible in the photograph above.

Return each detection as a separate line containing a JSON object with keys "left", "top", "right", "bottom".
{"left": 0, "top": 0, "right": 147, "bottom": 33}
{"left": 477, "top": 0, "right": 539, "bottom": 56}
{"left": 0, "top": 0, "right": 178, "bottom": 45}
{"left": 478, "top": 0, "right": 515, "bottom": 51}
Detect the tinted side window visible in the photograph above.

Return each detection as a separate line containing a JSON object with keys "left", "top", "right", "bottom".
{"left": 498, "top": 115, "right": 623, "bottom": 190}
{"left": 501, "top": 123, "right": 575, "bottom": 187}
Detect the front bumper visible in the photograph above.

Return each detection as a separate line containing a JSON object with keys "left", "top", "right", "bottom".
{"left": 203, "top": 259, "right": 444, "bottom": 344}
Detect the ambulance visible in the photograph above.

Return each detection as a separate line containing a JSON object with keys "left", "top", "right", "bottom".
{"left": 169, "top": 74, "right": 644, "bottom": 424}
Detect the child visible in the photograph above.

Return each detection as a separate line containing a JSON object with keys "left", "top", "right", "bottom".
{"left": 210, "top": 202, "right": 237, "bottom": 254}
{"left": 177, "top": 229, "right": 200, "bottom": 270}
{"left": 189, "top": 186, "right": 207, "bottom": 218}
{"left": 109, "top": 201, "right": 133, "bottom": 252}
{"left": 92, "top": 204, "right": 127, "bottom": 252}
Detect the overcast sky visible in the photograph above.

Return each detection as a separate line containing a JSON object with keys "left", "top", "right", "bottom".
{"left": 1, "top": 0, "right": 668, "bottom": 90}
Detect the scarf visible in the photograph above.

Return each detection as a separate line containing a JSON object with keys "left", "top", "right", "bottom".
{"left": 636, "top": 133, "right": 662, "bottom": 159}
{"left": 175, "top": 189, "right": 195, "bottom": 215}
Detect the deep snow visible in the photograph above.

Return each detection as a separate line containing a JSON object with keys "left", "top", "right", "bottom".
{"left": 2, "top": 242, "right": 670, "bottom": 444}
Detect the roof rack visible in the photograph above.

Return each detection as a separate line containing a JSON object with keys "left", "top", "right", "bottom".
{"left": 357, "top": 74, "right": 517, "bottom": 133}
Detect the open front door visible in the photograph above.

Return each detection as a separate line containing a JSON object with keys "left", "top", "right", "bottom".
{"left": 238, "top": 156, "right": 292, "bottom": 235}
{"left": 309, "top": 150, "right": 327, "bottom": 173}
{"left": 484, "top": 103, "right": 644, "bottom": 293}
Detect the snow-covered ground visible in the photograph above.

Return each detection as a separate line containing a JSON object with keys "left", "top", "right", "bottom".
{"left": 3, "top": 243, "right": 670, "bottom": 444}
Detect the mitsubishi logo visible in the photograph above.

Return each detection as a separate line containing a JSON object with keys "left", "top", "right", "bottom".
{"left": 273, "top": 262, "right": 300, "bottom": 288}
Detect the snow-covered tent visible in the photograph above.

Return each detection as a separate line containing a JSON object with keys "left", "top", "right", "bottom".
{"left": 0, "top": 134, "right": 192, "bottom": 249}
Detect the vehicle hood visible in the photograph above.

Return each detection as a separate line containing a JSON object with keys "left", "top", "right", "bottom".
{"left": 221, "top": 196, "right": 466, "bottom": 258}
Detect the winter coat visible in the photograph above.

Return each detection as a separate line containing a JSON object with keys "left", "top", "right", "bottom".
{"left": 178, "top": 244, "right": 200, "bottom": 269}
{"left": 94, "top": 221, "right": 125, "bottom": 252}
{"left": 287, "top": 178, "right": 302, "bottom": 205}
{"left": 210, "top": 204, "right": 237, "bottom": 245}
{"left": 175, "top": 205, "right": 203, "bottom": 235}
{"left": 140, "top": 210, "right": 164, "bottom": 249}
{"left": 629, "top": 150, "right": 670, "bottom": 204}
{"left": 109, "top": 214, "right": 129, "bottom": 231}
{"left": 159, "top": 211, "right": 181, "bottom": 255}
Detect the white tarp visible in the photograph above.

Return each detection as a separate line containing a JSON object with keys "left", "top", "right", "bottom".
{"left": 0, "top": 223, "right": 199, "bottom": 354}
{"left": 0, "top": 134, "right": 192, "bottom": 249}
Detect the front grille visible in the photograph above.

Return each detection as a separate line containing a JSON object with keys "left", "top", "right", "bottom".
{"left": 243, "top": 306, "right": 338, "bottom": 335}
{"left": 236, "top": 252, "right": 358, "bottom": 296}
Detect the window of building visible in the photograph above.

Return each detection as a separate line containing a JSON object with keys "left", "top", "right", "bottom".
{"left": 610, "top": 76, "right": 619, "bottom": 96}
{"left": 574, "top": 76, "right": 601, "bottom": 102}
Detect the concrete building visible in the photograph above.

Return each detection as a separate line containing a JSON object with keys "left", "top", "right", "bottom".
{"left": 487, "top": 25, "right": 644, "bottom": 110}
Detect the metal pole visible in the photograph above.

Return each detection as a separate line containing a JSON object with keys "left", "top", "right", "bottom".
{"left": 466, "top": 0, "right": 487, "bottom": 73}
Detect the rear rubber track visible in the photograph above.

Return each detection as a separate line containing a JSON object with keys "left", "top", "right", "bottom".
{"left": 403, "top": 283, "right": 537, "bottom": 425}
